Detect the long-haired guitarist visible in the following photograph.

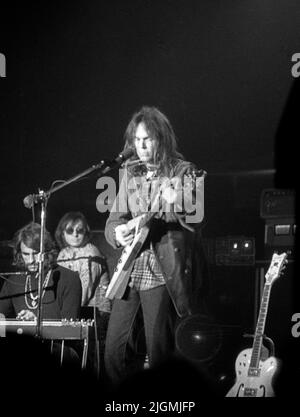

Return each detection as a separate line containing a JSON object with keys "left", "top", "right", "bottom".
{"left": 104, "top": 106, "right": 208, "bottom": 388}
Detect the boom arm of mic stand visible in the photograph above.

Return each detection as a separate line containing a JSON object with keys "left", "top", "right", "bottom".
{"left": 46, "top": 160, "right": 107, "bottom": 196}
{"left": 29, "top": 157, "right": 125, "bottom": 337}
{"left": 29, "top": 157, "right": 124, "bottom": 203}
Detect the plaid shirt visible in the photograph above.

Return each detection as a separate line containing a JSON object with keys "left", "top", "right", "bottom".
{"left": 128, "top": 169, "right": 166, "bottom": 291}
{"left": 129, "top": 247, "right": 165, "bottom": 291}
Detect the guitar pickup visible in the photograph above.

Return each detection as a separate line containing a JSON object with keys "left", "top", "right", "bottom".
{"left": 248, "top": 368, "right": 261, "bottom": 377}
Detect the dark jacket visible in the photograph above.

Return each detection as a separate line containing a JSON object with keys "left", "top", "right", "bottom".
{"left": 104, "top": 159, "right": 208, "bottom": 317}
{"left": 0, "top": 265, "right": 82, "bottom": 320}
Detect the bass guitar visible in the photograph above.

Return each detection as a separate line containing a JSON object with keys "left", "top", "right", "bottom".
{"left": 226, "top": 251, "right": 288, "bottom": 397}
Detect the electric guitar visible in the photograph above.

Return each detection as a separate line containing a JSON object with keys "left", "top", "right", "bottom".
{"left": 105, "top": 170, "right": 203, "bottom": 299}
{"left": 226, "top": 251, "right": 288, "bottom": 397}
{"left": 105, "top": 181, "right": 163, "bottom": 300}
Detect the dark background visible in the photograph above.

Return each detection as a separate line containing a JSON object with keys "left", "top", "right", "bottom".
{"left": 0, "top": 0, "right": 298, "bottom": 238}
{"left": 0, "top": 0, "right": 298, "bottom": 382}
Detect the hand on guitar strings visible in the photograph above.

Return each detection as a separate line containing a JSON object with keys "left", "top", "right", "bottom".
{"left": 115, "top": 224, "right": 134, "bottom": 247}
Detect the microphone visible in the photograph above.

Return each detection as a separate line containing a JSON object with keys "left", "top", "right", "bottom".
{"left": 23, "top": 194, "right": 38, "bottom": 209}
{"left": 23, "top": 148, "right": 135, "bottom": 208}
{"left": 101, "top": 147, "right": 135, "bottom": 174}
{"left": 114, "top": 147, "right": 135, "bottom": 165}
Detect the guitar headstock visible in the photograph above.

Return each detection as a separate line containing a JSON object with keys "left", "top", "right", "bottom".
{"left": 185, "top": 169, "right": 207, "bottom": 182}
{"left": 182, "top": 168, "right": 207, "bottom": 193}
{"left": 265, "top": 252, "right": 288, "bottom": 284}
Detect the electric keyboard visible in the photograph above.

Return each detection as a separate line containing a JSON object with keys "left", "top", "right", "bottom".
{"left": 0, "top": 319, "right": 94, "bottom": 340}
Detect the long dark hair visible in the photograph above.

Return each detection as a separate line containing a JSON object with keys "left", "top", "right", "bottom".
{"left": 12, "top": 222, "right": 57, "bottom": 269}
{"left": 55, "top": 211, "right": 90, "bottom": 249}
{"left": 123, "top": 106, "right": 184, "bottom": 176}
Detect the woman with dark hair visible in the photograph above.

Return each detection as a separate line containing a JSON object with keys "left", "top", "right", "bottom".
{"left": 55, "top": 211, "right": 111, "bottom": 313}
{"left": 104, "top": 106, "right": 207, "bottom": 388}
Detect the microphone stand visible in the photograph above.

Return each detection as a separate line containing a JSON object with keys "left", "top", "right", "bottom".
{"left": 29, "top": 156, "right": 129, "bottom": 338}
{"left": 36, "top": 190, "right": 47, "bottom": 338}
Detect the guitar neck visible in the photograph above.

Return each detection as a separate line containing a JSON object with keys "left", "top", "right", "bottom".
{"left": 127, "top": 169, "right": 201, "bottom": 232}
{"left": 127, "top": 188, "right": 161, "bottom": 232}
{"left": 249, "top": 282, "right": 272, "bottom": 372}
{"left": 139, "top": 208, "right": 157, "bottom": 229}
{"left": 247, "top": 251, "right": 288, "bottom": 373}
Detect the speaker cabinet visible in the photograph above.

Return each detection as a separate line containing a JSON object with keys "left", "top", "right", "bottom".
{"left": 207, "top": 265, "right": 257, "bottom": 331}
{"left": 204, "top": 265, "right": 257, "bottom": 385}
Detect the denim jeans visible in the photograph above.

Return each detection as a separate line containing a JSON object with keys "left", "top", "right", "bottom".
{"left": 104, "top": 284, "right": 178, "bottom": 386}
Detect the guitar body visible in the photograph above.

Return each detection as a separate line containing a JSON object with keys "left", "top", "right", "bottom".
{"left": 105, "top": 215, "right": 151, "bottom": 299}
{"left": 226, "top": 348, "right": 279, "bottom": 397}
{"left": 225, "top": 252, "right": 287, "bottom": 398}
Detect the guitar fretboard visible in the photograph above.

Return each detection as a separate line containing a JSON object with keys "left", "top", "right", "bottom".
{"left": 249, "top": 283, "right": 272, "bottom": 372}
